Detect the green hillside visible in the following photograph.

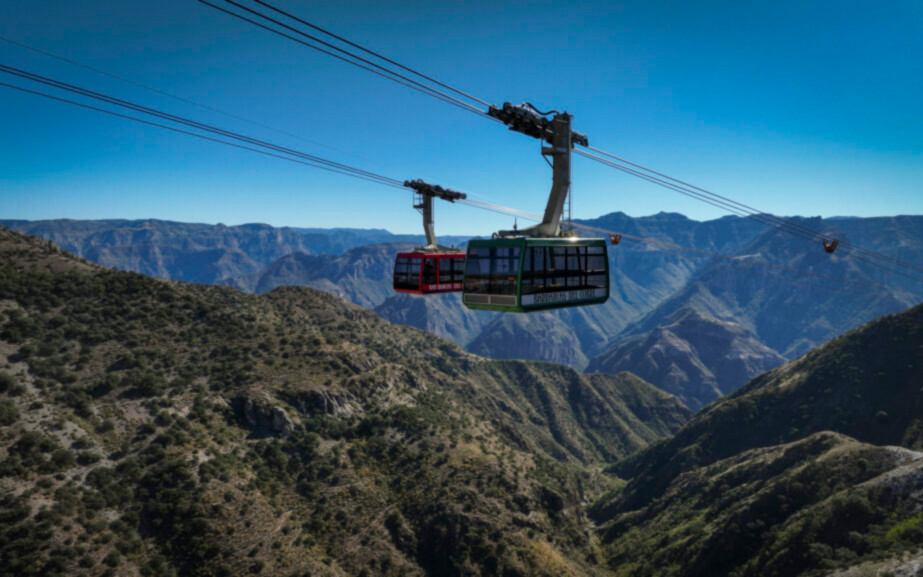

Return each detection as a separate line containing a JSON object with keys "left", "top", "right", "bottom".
{"left": 609, "top": 301, "right": 923, "bottom": 510}
{"left": 597, "top": 432, "right": 923, "bottom": 577}
{"left": 0, "top": 227, "right": 688, "bottom": 577}
{"left": 590, "top": 300, "right": 923, "bottom": 576}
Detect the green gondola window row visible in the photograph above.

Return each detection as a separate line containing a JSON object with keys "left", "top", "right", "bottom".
{"left": 521, "top": 245, "right": 607, "bottom": 295}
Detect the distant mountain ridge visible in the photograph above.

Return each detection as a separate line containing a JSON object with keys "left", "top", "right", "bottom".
{"left": 0, "top": 218, "right": 469, "bottom": 285}
{"left": 5, "top": 214, "right": 922, "bottom": 411}
{"left": 587, "top": 307, "right": 787, "bottom": 410}
{"left": 219, "top": 243, "right": 409, "bottom": 309}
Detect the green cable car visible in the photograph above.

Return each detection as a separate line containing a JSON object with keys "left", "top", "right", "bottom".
{"left": 463, "top": 237, "right": 609, "bottom": 312}
{"left": 462, "top": 104, "right": 610, "bottom": 313}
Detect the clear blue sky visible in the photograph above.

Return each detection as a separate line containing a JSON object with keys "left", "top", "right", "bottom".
{"left": 1, "top": 0, "right": 920, "bottom": 235}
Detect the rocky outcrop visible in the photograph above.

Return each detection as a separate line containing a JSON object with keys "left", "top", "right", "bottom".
{"left": 235, "top": 394, "right": 296, "bottom": 437}
{"left": 285, "top": 389, "right": 357, "bottom": 418}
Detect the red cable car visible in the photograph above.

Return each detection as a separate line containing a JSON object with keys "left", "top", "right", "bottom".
{"left": 393, "top": 252, "right": 465, "bottom": 294}
{"left": 392, "top": 179, "right": 467, "bottom": 295}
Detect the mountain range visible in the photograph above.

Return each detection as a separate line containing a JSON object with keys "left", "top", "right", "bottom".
{"left": 587, "top": 307, "right": 787, "bottom": 410}
{"left": 4, "top": 214, "right": 922, "bottom": 411}
{"left": 1, "top": 225, "right": 921, "bottom": 576}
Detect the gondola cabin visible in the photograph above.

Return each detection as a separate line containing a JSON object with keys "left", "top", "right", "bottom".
{"left": 393, "top": 252, "right": 466, "bottom": 295}
{"left": 462, "top": 238, "right": 609, "bottom": 312}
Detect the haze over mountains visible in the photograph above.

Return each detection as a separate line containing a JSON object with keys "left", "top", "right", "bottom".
{"left": 5, "top": 213, "right": 922, "bottom": 411}
{"left": 1, "top": 225, "right": 921, "bottom": 577}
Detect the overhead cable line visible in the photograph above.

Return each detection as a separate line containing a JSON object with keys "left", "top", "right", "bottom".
{"left": 249, "top": 0, "right": 492, "bottom": 108}
{"left": 574, "top": 148, "right": 923, "bottom": 283}
{"left": 581, "top": 144, "right": 923, "bottom": 276}
{"left": 0, "top": 81, "right": 400, "bottom": 189}
{"left": 0, "top": 35, "right": 359, "bottom": 157}
{"left": 0, "top": 66, "right": 906, "bottom": 295}
{"left": 197, "top": 0, "right": 498, "bottom": 123}
{"left": 0, "top": 64, "right": 401, "bottom": 188}
{"left": 204, "top": 1, "right": 923, "bottom": 280}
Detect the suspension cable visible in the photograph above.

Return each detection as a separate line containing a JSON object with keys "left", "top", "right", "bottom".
{"left": 0, "top": 64, "right": 402, "bottom": 187}
{"left": 0, "top": 35, "right": 360, "bottom": 157}
{"left": 575, "top": 148, "right": 923, "bottom": 283}
{"left": 194, "top": 0, "right": 922, "bottom": 280}
{"left": 580, "top": 144, "right": 923, "bottom": 275}
{"left": 248, "top": 0, "right": 492, "bottom": 108}
{"left": 1, "top": 66, "right": 914, "bottom": 295}
{"left": 0, "top": 81, "right": 403, "bottom": 189}
{"left": 199, "top": 0, "right": 497, "bottom": 123}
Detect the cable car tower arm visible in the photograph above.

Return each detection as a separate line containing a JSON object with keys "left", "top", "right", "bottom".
{"left": 403, "top": 179, "right": 466, "bottom": 251}
{"left": 488, "top": 102, "right": 588, "bottom": 238}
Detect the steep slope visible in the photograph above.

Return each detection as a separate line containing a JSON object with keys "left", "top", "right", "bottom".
{"left": 596, "top": 432, "right": 923, "bottom": 577}
{"left": 603, "top": 301, "right": 923, "bottom": 514}
{"left": 374, "top": 292, "right": 493, "bottom": 346}
{"left": 588, "top": 301, "right": 923, "bottom": 577}
{"left": 619, "top": 216, "right": 923, "bottom": 358}
{"left": 588, "top": 308, "right": 786, "bottom": 410}
{"left": 0, "top": 226, "right": 689, "bottom": 577}
{"left": 223, "top": 244, "right": 409, "bottom": 308}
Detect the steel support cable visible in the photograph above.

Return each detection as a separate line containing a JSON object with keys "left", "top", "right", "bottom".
{"left": 584, "top": 144, "right": 835, "bottom": 238}
{"left": 0, "top": 64, "right": 399, "bottom": 186}
{"left": 0, "top": 35, "right": 359, "bottom": 157}
{"left": 573, "top": 218, "right": 918, "bottom": 290}
{"left": 0, "top": 64, "right": 402, "bottom": 187}
{"left": 574, "top": 148, "right": 825, "bottom": 246}
{"left": 197, "top": 1, "right": 489, "bottom": 121}
{"left": 832, "top": 249, "right": 923, "bottom": 284}
{"left": 457, "top": 198, "right": 892, "bottom": 292}
{"left": 0, "top": 81, "right": 404, "bottom": 189}
{"left": 1, "top": 69, "right": 906, "bottom": 296}
{"left": 204, "top": 0, "right": 920, "bottom": 276}
{"left": 583, "top": 144, "right": 918, "bottom": 265}
{"left": 575, "top": 148, "right": 923, "bottom": 283}
{"left": 200, "top": 0, "right": 498, "bottom": 123}
{"left": 583, "top": 144, "right": 923, "bottom": 275}
{"left": 247, "top": 0, "right": 492, "bottom": 108}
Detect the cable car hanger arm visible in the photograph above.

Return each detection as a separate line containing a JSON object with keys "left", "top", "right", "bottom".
{"left": 403, "top": 179, "right": 466, "bottom": 252}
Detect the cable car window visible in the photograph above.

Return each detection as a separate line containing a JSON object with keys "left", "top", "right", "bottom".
{"left": 446, "top": 258, "right": 462, "bottom": 283}
{"left": 491, "top": 247, "right": 519, "bottom": 295}
{"left": 535, "top": 249, "right": 544, "bottom": 272}
{"left": 423, "top": 259, "right": 437, "bottom": 285}
{"left": 394, "top": 256, "right": 422, "bottom": 290}
{"left": 567, "top": 247, "right": 580, "bottom": 271}
{"left": 551, "top": 247, "right": 566, "bottom": 271}
{"left": 465, "top": 250, "right": 490, "bottom": 294}
{"left": 464, "top": 246, "right": 520, "bottom": 295}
